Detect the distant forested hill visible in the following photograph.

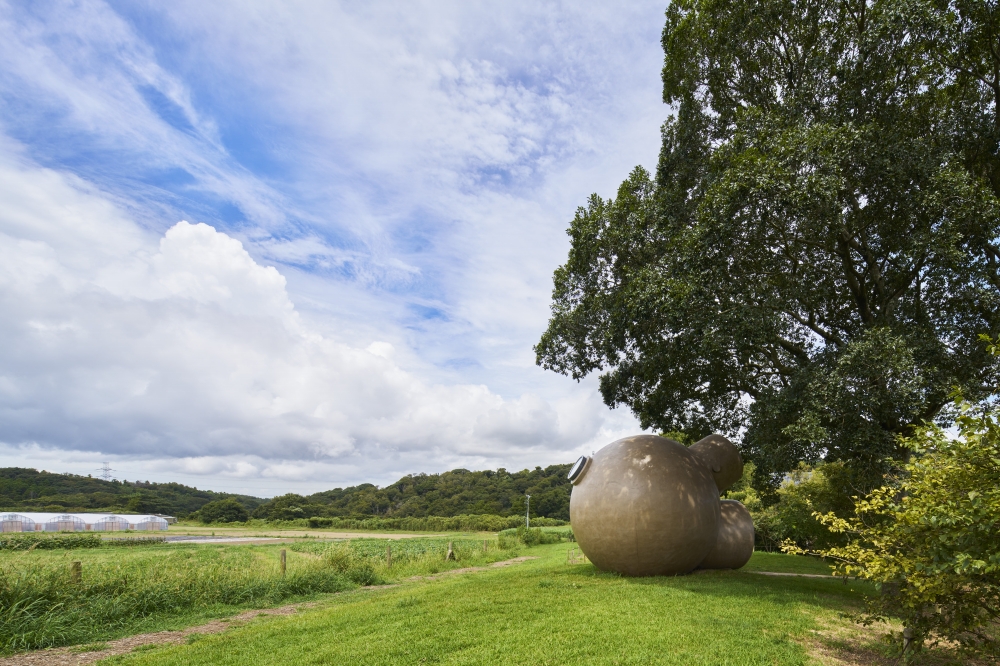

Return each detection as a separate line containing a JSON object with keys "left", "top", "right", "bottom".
{"left": 251, "top": 464, "right": 573, "bottom": 521}
{"left": 0, "top": 468, "right": 262, "bottom": 517}
{"left": 0, "top": 463, "right": 575, "bottom": 521}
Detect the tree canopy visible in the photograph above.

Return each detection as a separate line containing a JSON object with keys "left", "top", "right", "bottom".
{"left": 251, "top": 465, "right": 572, "bottom": 521}
{"left": 0, "top": 464, "right": 573, "bottom": 522}
{"left": 536, "top": 0, "right": 1000, "bottom": 492}
{"left": 0, "top": 467, "right": 260, "bottom": 517}
{"left": 196, "top": 498, "right": 250, "bottom": 524}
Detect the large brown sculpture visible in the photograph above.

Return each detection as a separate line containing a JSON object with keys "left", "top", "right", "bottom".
{"left": 568, "top": 434, "right": 754, "bottom": 576}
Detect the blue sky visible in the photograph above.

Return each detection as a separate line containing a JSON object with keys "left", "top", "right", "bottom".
{"left": 0, "top": 1, "right": 667, "bottom": 495}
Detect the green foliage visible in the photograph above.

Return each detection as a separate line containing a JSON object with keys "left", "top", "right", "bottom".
{"left": 196, "top": 499, "right": 249, "bottom": 524}
{"left": 0, "top": 534, "right": 168, "bottom": 551}
{"left": 291, "top": 537, "right": 519, "bottom": 576}
{"left": 95, "top": 537, "right": 167, "bottom": 548}
{"left": 808, "top": 377, "right": 1000, "bottom": 659}
{"left": 316, "top": 545, "right": 381, "bottom": 586}
{"left": 659, "top": 430, "right": 694, "bottom": 445}
{"left": 749, "top": 462, "right": 857, "bottom": 552}
{"left": 0, "top": 534, "right": 103, "bottom": 550}
{"left": 299, "top": 514, "right": 565, "bottom": 532}
{"left": 0, "top": 545, "right": 356, "bottom": 654}
{"left": 1, "top": 465, "right": 574, "bottom": 523}
{"left": 497, "top": 526, "right": 569, "bottom": 547}
{"left": 535, "top": 0, "right": 1000, "bottom": 493}
{"left": 521, "top": 526, "right": 563, "bottom": 545}
{"left": 254, "top": 465, "right": 573, "bottom": 521}
{"left": 0, "top": 468, "right": 260, "bottom": 518}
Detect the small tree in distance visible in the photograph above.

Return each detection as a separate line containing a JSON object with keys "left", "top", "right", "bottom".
{"left": 197, "top": 498, "right": 249, "bottom": 524}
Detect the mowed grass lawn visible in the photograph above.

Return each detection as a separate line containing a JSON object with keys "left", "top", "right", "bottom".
{"left": 104, "top": 544, "right": 871, "bottom": 666}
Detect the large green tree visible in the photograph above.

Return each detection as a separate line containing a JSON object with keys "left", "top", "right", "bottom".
{"left": 536, "top": 0, "right": 1000, "bottom": 493}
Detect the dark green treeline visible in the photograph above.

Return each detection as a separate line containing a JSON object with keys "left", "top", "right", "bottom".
{"left": 0, "top": 464, "right": 573, "bottom": 521}
{"left": 251, "top": 465, "right": 572, "bottom": 521}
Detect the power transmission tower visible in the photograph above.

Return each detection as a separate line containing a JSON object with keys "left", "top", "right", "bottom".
{"left": 97, "top": 462, "right": 114, "bottom": 481}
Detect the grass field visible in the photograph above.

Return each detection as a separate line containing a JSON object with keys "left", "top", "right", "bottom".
{"left": 4, "top": 537, "right": 976, "bottom": 665}
{"left": 0, "top": 535, "right": 522, "bottom": 655}
{"left": 91, "top": 544, "right": 896, "bottom": 666}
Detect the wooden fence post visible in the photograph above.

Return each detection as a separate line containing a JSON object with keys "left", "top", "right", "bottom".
{"left": 446, "top": 541, "right": 455, "bottom": 561}
{"left": 280, "top": 549, "right": 286, "bottom": 577}
{"left": 386, "top": 543, "right": 392, "bottom": 569}
{"left": 483, "top": 539, "right": 488, "bottom": 552}
{"left": 71, "top": 561, "right": 81, "bottom": 583}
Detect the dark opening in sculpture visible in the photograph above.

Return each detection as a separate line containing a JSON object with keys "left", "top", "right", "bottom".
{"left": 568, "top": 434, "right": 754, "bottom": 576}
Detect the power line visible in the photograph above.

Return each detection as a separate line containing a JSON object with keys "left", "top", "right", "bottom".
{"left": 97, "top": 462, "right": 114, "bottom": 482}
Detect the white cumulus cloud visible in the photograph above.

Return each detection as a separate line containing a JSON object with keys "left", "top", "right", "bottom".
{"left": 0, "top": 149, "right": 632, "bottom": 489}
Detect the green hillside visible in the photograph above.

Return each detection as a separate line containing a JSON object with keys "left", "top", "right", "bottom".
{"left": 251, "top": 464, "right": 572, "bottom": 521}
{"left": 0, "top": 463, "right": 574, "bottom": 521}
{"left": 0, "top": 468, "right": 262, "bottom": 517}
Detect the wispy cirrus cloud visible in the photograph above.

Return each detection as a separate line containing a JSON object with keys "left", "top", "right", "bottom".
{"left": 0, "top": 0, "right": 665, "bottom": 493}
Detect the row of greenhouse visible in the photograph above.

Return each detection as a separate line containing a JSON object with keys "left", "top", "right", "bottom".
{"left": 0, "top": 512, "right": 170, "bottom": 532}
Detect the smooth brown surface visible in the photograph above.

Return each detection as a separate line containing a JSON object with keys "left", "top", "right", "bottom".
{"left": 570, "top": 435, "right": 721, "bottom": 576}
{"left": 697, "top": 499, "right": 754, "bottom": 570}
{"left": 689, "top": 434, "right": 744, "bottom": 493}
{"left": 570, "top": 433, "right": 754, "bottom": 576}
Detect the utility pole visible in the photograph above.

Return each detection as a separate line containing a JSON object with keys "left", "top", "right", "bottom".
{"left": 97, "top": 462, "right": 114, "bottom": 481}
{"left": 525, "top": 494, "right": 531, "bottom": 528}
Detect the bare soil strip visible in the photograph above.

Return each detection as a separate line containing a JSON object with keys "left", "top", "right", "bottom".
{"left": 751, "top": 571, "right": 839, "bottom": 579}
{"left": 0, "top": 556, "right": 537, "bottom": 666}
{"left": 163, "top": 529, "right": 447, "bottom": 540}
{"left": 0, "top": 604, "right": 319, "bottom": 666}
{"left": 406, "top": 556, "right": 538, "bottom": 581}
{"left": 801, "top": 614, "right": 995, "bottom": 666}
{"left": 163, "top": 537, "right": 312, "bottom": 545}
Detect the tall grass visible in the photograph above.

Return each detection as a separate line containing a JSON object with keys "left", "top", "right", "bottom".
{"left": 0, "top": 546, "right": 359, "bottom": 654}
{"left": 291, "top": 536, "right": 522, "bottom": 580}
{"left": 0, "top": 534, "right": 538, "bottom": 655}
{"left": 498, "top": 526, "right": 573, "bottom": 547}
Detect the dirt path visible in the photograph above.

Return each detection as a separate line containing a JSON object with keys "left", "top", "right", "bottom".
{"left": 0, "top": 556, "right": 537, "bottom": 665}
{"left": 163, "top": 529, "right": 448, "bottom": 540}
{"left": 751, "top": 571, "right": 840, "bottom": 579}
{"left": 406, "top": 556, "right": 538, "bottom": 581}
{"left": 0, "top": 604, "right": 320, "bottom": 666}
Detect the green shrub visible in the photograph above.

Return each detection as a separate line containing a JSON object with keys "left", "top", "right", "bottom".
{"left": 319, "top": 545, "right": 382, "bottom": 586}
{"left": 195, "top": 498, "right": 249, "bottom": 524}
{"left": 0, "top": 534, "right": 102, "bottom": 551}
{"left": 498, "top": 526, "right": 566, "bottom": 547}
{"left": 308, "top": 517, "right": 332, "bottom": 528}
{"left": 284, "top": 513, "right": 567, "bottom": 532}
{"left": 767, "top": 462, "right": 855, "bottom": 551}
{"left": 729, "top": 461, "right": 855, "bottom": 552}
{"left": 806, "top": 390, "right": 1000, "bottom": 662}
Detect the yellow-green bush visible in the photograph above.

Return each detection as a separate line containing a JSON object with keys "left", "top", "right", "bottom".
{"left": 808, "top": 400, "right": 1000, "bottom": 661}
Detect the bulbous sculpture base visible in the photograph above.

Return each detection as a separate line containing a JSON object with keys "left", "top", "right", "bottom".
{"left": 569, "top": 434, "right": 754, "bottom": 576}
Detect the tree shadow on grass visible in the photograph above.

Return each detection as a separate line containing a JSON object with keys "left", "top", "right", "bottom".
{"left": 561, "top": 567, "right": 988, "bottom": 666}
